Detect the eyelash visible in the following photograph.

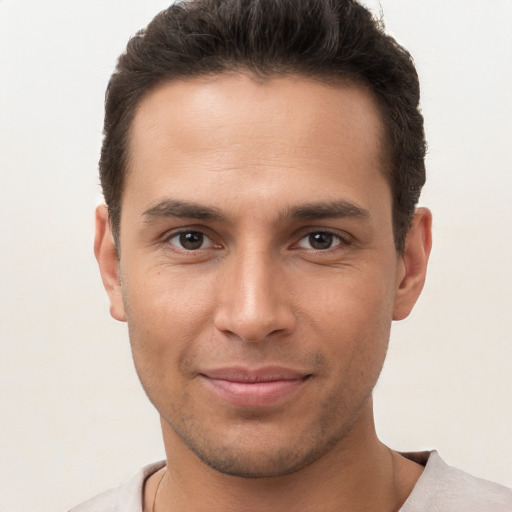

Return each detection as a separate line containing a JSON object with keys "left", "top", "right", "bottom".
{"left": 293, "top": 230, "right": 348, "bottom": 251}
{"left": 164, "top": 230, "right": 217, "bottom": 252}
{"left": 161, "top": 228, "right": 350, "bottom": 253}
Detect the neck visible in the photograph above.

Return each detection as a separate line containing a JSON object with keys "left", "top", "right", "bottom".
{"left": 150, "top": 402, "right": 422, "bottom": 512}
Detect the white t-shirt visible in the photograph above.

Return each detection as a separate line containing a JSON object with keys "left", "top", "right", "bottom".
{"left": 68, "top": 451, "right": 512, "bottom": 512}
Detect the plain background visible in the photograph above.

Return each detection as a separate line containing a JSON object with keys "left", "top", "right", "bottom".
{"left": 1, "top": 1, "right": 511, "bottom": 510}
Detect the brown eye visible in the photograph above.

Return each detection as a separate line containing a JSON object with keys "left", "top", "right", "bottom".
{"left": 296, "top": 231, "right": 343, "bottom": 250}
{"left": 169, "top": 231, "right": 209, "bottom": 250}
{"left": 309, "top": 232, "right": 334, "bottom": 249}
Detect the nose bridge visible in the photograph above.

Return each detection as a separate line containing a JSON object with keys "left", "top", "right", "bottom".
{"left": 214, "top": 242, "right": 295, "bottom": 342}
{"left": 236, "top": 247, "right": 277, "bottom": 318}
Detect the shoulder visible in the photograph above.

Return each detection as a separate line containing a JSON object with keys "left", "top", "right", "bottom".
{"left": 67, "top": 461, "right": 166, "bottom": 512}
{"left": 401, "top": 451, "right": 512, "bottom": 512}
{"left": 68, "top": 487, "right": 118, "bottom": 512}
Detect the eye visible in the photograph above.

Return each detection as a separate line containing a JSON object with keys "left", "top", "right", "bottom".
{"left": 167, "top": 230, "right": 213, "bottom": 251}
{"left": 296, "top": 231, "right": 344, "bottom": 250}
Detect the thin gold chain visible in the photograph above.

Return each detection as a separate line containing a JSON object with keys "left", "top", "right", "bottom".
{"left": 152, "top": 468, "right": 167, "bottom": 512}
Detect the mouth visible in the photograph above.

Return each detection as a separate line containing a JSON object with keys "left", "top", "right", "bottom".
{"left": 199, "top": 367, "right": 311, "bottom": 407}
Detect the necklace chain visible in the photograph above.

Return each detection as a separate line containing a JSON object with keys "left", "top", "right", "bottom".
{"left": 152, "top": 468, "right": 167, "bottom": 512}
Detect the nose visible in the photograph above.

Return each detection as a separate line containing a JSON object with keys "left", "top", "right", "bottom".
{"left": 213, "top": 249, "right": 296, "bottom": 343}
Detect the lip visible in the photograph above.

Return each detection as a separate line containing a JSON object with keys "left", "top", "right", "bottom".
{"left": 200, "top": 367, "right": 311, "bottom": 407}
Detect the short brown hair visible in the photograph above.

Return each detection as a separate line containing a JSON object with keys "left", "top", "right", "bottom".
{"left": 101, "top": 0, "right": 426, "bottom": 252}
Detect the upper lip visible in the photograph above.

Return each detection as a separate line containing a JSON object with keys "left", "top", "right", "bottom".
{"left": 201, "top": 366, "right": 310, "bottom": 382}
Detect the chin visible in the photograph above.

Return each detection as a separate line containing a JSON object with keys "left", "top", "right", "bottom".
{"left": 169, "top": 414, "right": 353, "bottom": 479}
{"left": 188, "top": 441, "right": 324, "bottom": 478}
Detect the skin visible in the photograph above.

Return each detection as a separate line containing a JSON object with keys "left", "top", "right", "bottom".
{"left": 95, "top": 74, "right": 432, "bottom": 512}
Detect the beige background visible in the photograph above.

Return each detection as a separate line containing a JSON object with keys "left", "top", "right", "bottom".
{"left": 1, "top": 1, "right": 511, "bottom": 510}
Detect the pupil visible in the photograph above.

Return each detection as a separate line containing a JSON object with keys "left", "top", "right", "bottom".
{"left": 309, "top": 232, "right": 333, "bottom": 250}
{"left": 180, "top": 232, "right": 204, "bottom": 250}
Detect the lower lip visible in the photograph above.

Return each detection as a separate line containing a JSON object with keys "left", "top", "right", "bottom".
{"left": 201, "top": 376, "right": 309, "bottom": 407}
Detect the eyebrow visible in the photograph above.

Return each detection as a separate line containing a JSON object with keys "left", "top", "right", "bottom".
{"left": 142, "top": 198, "right": 368, "bottom": 223}
{"left": 281, "top": 200, "right": 368, "bottom": 221}
{"left": 142, "top": 199, "right": 224, "bottom": 222}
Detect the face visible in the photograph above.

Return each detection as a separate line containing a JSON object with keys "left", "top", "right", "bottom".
{"left": 96, "top": 74, "right": 430, "bottom": 478}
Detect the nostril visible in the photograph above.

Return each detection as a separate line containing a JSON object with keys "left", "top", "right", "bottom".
{"left": 213, "top": 307, "right": 296, "bottom": 344}
{"left": 213, "top": 259, "right": 296, "bottom": 341}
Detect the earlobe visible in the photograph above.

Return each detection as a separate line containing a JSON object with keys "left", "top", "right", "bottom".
{"left": 393, "top": 207, "right": 432, "bottom": 321}
{"left": 94, "top": 204, "right": 127, "bottom": 322}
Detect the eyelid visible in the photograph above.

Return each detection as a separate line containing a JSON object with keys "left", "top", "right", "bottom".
{"left": 162, "top": 228, "right": 220, "bottom": 251}
{"left": 292, "top": 229, "right": 351, "bottom": 250}
{"left": 158, "top": 226, "right": 351, "bottom": 252}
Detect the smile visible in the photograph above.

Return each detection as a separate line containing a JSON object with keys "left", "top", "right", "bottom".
{"left": 199, "top": 367, "right": 311, "bottom": 407}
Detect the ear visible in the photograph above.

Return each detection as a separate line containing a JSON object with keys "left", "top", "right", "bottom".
{"left": 393, "top": 207, "right": 432, "bottom": 321}
{"left": 94, "top": 204, "right": 127, "bottom": 322}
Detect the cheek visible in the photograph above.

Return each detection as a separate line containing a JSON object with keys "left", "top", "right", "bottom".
{"left": 122, "top": 265, "right": 218, "bottom": 378}
{"left": 298, "top": 268, "right": 395, "bottom": 374}
{"left": 300, "top": 265, "right": 396, "bottom": 331}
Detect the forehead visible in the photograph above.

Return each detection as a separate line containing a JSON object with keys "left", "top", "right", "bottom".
{"left": 125, "top": 74, "right": 389, "bottom": 217}
{"left": 130, "top": 74, "right": 385, "bottom": 163}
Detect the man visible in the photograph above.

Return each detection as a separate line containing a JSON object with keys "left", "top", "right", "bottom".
{"left": 72, "top": 0, "right": 512, "bottom": 510}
